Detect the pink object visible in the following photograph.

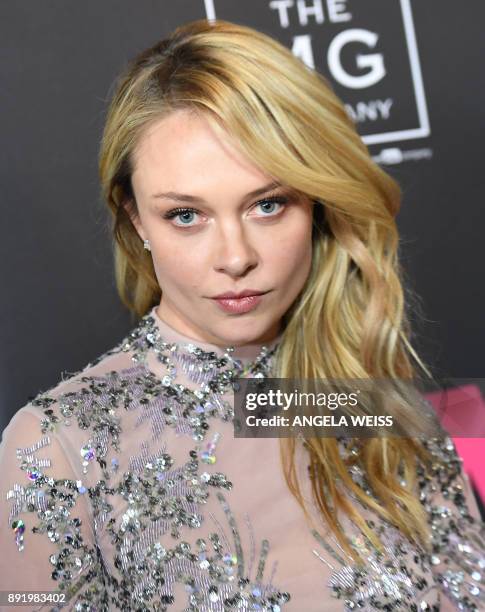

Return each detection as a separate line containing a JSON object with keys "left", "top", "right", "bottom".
{"left": 425, "top": 384, "right": 485, "bottom": 502}
{"left": 212, "top": 293, "right": 266, "bottom": 314}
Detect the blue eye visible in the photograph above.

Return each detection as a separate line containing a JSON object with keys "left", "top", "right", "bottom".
{"left": 175, "top": 210, "right": 196, "bottom": 224}
{"left": 256, "top": 197, "right": 287, "bottom": 215}
{"left": 163, "top": 207, "right": 199, "bottom": 226}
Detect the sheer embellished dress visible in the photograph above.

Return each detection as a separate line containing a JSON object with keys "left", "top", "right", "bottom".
{"left": 1, "top": 306, "right": 484, "bottom": 611}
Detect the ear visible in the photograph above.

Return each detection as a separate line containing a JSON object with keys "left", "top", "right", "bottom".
{"left": 123, "top": 199, "right": 146, "bottom": 242}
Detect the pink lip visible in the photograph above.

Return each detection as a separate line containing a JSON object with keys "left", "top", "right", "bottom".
{"left": 212, "top": 294, "right": 265, "bottom": 314}
{"left": 213, "top": 289, "right": 266, "bottom": 299}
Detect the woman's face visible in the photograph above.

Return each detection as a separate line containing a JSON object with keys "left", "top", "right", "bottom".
{"left": 129, "top": 108, "right": 314, "bottom": 347}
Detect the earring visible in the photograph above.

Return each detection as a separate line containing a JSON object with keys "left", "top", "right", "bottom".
{"left": 143, "top": 239, "right": 151, "bottom": 252}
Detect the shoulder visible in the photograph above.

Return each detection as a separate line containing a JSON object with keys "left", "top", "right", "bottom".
{"left": 0, "top": 318, "right": 149, "bottom": 472}
{"left": 418, "top": 435, "right": 483, "bottom": 523}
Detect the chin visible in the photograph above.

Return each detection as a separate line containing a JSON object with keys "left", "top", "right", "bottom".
{"left": 214, "top": 317, "right": 275, "bottom": 345}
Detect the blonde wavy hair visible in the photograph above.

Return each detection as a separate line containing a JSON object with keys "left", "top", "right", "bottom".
{"left": 98, "top": 18, "right": 436, "bottom": 561}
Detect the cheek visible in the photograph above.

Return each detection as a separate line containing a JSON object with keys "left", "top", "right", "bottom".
{"left": 150, "top": 243, "right": 205, "bottom": 291}
{"left": 265, "top": 219, "right": 313, "bottom": 280}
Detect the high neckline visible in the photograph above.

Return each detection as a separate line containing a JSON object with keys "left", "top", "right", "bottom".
{"left": 148, "top": 305, "right": 283, "bottom": 364}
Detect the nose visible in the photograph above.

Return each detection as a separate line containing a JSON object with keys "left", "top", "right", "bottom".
{"left": 213, "top": 220, "right": 259, "bottom": 278}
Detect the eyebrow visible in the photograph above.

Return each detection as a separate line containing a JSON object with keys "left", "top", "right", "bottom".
{"left": 150, "top": 181, "right": 282, "bottom": 204}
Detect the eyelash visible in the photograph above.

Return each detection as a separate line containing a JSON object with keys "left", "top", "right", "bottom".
{"left": 162, "top": 195, "right": 289, "bottom": 228}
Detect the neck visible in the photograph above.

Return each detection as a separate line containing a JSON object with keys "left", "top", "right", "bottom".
{"left": 149, "top": 305, "right": 283, "bottom": 364}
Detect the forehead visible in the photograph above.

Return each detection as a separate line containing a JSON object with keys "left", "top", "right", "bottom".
{"left": 131, "top": 109, "right": 272, "bottom": 196}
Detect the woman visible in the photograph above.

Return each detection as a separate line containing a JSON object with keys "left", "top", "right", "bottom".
{"left": 0, "top": 19, "right": 483, "bottom": 611}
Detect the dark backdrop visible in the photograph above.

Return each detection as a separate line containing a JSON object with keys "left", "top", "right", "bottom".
{"left": 2, "top": 0, "right": 484, "bottom": 432}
